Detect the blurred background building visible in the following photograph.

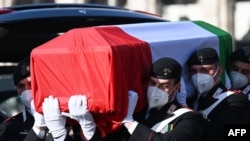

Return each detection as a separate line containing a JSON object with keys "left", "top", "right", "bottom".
{"left": 1, "top": 0, "right": 250, "bottom": 49}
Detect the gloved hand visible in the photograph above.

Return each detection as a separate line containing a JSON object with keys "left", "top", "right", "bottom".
{"left": 42, "top": 95, "right": 66, "bottom": 140}
{"left": 121, "top": 90, "right": 138, "bottom": 123}
{"left": 62, "top": 95, "right": 96, "bottom": 140}
{"left": 30, "top": 100, "right": 47, "bottom": 139}
{"left": 31, "top": 100, "right": 46, "bottom": 128}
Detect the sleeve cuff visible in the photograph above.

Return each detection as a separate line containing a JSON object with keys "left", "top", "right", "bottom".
{"left": 128, "top": 121, "right": 139, "bottom": 134}
{"left": 32, "top": 126, "right": 46, "bottom": 139}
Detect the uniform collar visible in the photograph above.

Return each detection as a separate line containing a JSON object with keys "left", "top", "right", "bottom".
{"left": 197, "top": 82, "right": 227, "bottom": 110}
{"left": 203, "top": 82, "right": 227, "bottom": 98}
{"left": 242, "top": 84, "right": 250, "bottom": 95}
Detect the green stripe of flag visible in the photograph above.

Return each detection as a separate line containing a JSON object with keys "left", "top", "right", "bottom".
{"left": 193, "top": 21, "right": 233, "bottom": 84}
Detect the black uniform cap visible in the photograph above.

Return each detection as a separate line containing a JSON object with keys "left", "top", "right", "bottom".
{"left": 187, "top": 47, "right": 219, "bottom": 65}
{"left": 13, "top": 57, "right": 30, "bottom": 86}
{"left": 229, "top": 46, "right": 250, "bottom": 63}
{"left": 149, "top": 57, "right": 182, "bottom": 79}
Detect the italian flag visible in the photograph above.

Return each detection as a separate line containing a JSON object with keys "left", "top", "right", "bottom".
{"left": 31, "top": 20, "right": 232, "bottom": 137}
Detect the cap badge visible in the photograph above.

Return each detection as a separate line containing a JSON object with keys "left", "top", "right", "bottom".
{"left": 198, "top": 55, "right": 204, "bottom": 63}
{"left": 163, "top": 68, "right": 171, "bottom": 76}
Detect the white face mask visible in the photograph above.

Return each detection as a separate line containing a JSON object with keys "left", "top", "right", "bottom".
{"left": 20, "top": 90, "right": 33, "bottom": 110}
{"left": 192, "top": 73, "right": 214, "bottom": 94}
{"left": 229, "top": 71, "right": 248, "bottom": 89}
{"left": 192, "top": 67, "right": 219, "bottom": 94}
{"left": 147, "top": 86, "right": 169, "bottom": 109}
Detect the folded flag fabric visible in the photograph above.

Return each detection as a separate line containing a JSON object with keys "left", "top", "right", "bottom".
{"left": 30, "top": 20, "right": 232, "bottom": 137}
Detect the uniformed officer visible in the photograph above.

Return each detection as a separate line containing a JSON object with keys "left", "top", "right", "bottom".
{"left": 0, "top": 57, "right": 76, "bottom": 141}
{"left": 227, "top": 46, "right": 250, "bottom": 97}
{"left": 121, "top": 57, "right": 211, "bottom": 141}
{"left": 0, "top": 57, "right": 34, "bottom": 141}
{"left": 186, "top": 47, "right": 250, "bottom": 140}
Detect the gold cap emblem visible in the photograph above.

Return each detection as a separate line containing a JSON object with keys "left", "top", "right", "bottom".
{"left": 198, "top": 55, "right": 204, "bottom": 63}
{"left": 163, "top": 68, "right": 171, "bottom": 76}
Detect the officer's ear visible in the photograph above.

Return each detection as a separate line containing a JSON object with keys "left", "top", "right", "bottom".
{"left": 218, "top": 65, "right": 224, "bottom": 76}
{"left": 174, "top": 82, "right": 181, "bottom": 93}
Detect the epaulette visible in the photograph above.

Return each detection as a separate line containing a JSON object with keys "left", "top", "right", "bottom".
{"left": 228, "top": 89, "right": 241, "bottom": 94}
{"left": 180, "top": 104, "right": 191, "bottom": 109}
{"left": 3, "top": 117, "right": 14, "bottom": 123}
{"left": 2, "top": 113, "right": 20, "bottom": 123}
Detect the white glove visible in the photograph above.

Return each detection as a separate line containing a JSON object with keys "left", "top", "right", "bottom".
{"left": 121, "top": 90, "right": 138, "bottom": 123}
{"left": 30, "top": 100, "right": 46, "bottom": 139}
{"left": 62, "top": 95, "right": 96, "bottom": 140}
{"left": 31, "top": 100, "right": 46, "bottom": 127}
{"left": 42, "top": 95, "right": 66, "bottom": 139}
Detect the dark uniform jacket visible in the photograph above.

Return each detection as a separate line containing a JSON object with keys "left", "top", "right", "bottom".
{"left": 187, "top": 82, "right": 250, "bottom": 140}
{"left": 24, "top": 122, "right": 102, "bottom": 141}
{"left": 94, "top": 99, "right": 212, "bottom": 141}
{"left": 0, "top": 108, "right": 34, "bottom": 141}
{"left": 24, "top": 128, "right": 74, "bottom": 141}
{"left": 129, "top": 99, "right": 211, "bottom": 141}
{"left": 0, "top": 107, "right": 82, "bottom": 141}
{"left": 187, "top": 82, "right": 250, "bottom": 124}
{"left": 228, "top": 84, "right": 250, "bottom": 101}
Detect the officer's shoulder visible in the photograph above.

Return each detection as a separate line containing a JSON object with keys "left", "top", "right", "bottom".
{"left": 178, "top": 108, "right": 202, "bottom": 118}
{"left": 226, "top": 90, "right": 249, "bottom": 102}
{"left": 228, "top": 89, "right": 245, "bottom": 97}
{"left": 2, "top": 112, "right": 23, "bottom": 124}
{"left": 180, "top": 110, "right": 208, "bottom": 122}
